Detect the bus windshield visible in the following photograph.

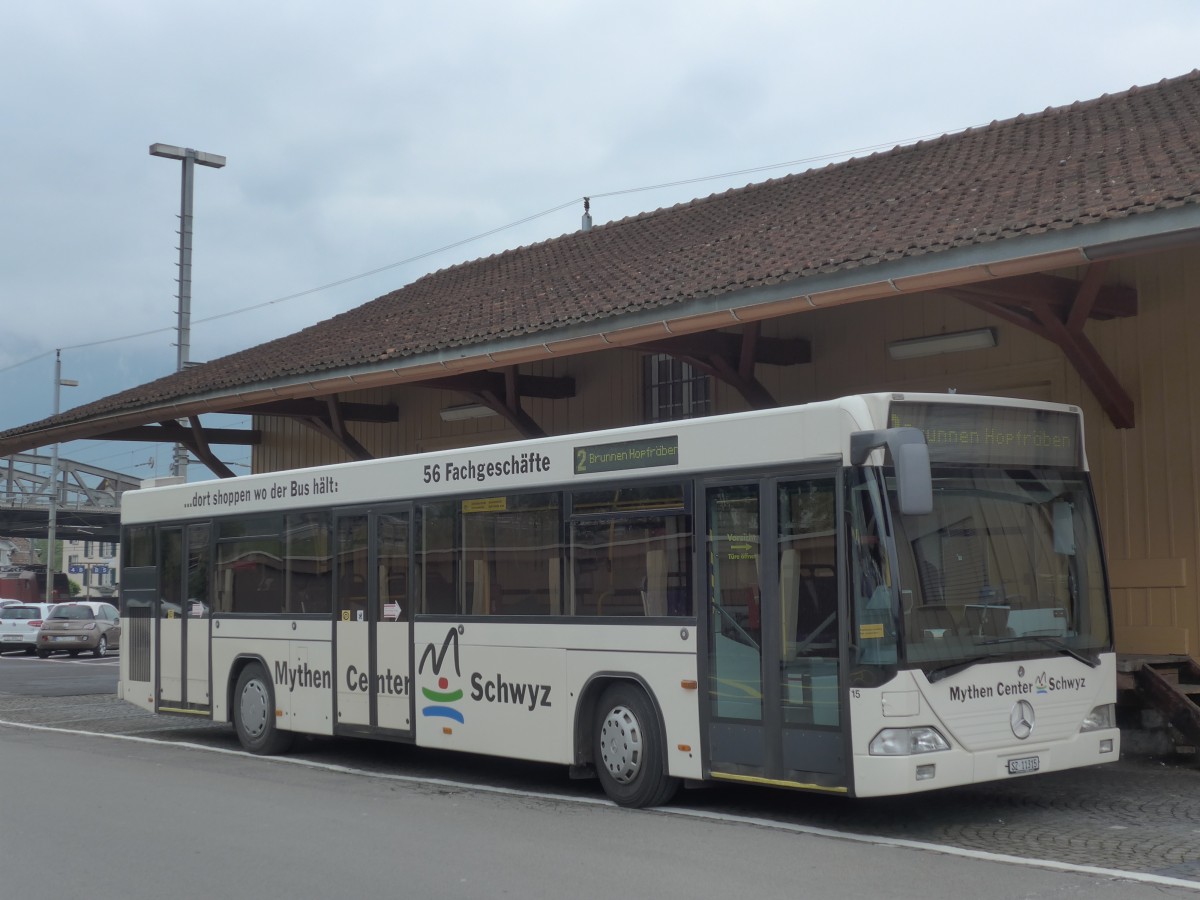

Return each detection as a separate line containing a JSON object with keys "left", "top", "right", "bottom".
{"left": 888, "top": 467, "right": 1111, "bottom": 676}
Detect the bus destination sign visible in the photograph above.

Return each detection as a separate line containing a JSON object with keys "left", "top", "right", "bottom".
{"left": 888, "top": 401, "right": 1081, "bottom": 468}
{"left": 573, "top": 436, "right": 679, "bottom": 475}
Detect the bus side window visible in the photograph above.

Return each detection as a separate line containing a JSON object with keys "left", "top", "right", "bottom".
{"left": 339, "top": 571, "right": 366, "bottom": 607}
{"left": 417, "top": 501, "right": 460, "bottom": 615}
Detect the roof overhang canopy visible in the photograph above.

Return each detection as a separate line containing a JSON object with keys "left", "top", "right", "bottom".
{"left": 4, "top": 72, "right": 1199, "bottom": 462}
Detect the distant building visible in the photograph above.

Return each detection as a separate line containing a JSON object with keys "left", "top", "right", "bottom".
{"left": 0, "top": 537, "right": 40, "bottom": 567}
{"left": 63, "top": 539, "right": 119, "bottom": 598}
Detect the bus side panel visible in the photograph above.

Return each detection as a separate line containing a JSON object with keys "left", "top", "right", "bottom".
{"left": 159, "top": 619, "right": 183, "bottom": 703}
{"left": 413, "top": 629, "right": 567, "bottom": 763}
{"left": 119, "top": 617, "right": 156, "bottom": 712}
{"left": 210, "top": 620, "right": 333, "bottom": 736}
{"left": 566, "top": 649, "right": 703, "bottom": 781}
{"left": 410, "top": 622, "right": 700, "bottom": 774}
{"left": 186, "top": 619, "right": 211, "bottom": 706}
{"left": 119, "top": 575, "right": 156, "bottom": 712}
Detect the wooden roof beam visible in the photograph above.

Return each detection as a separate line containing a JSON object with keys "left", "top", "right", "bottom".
{"left": 181, "top": 416, "right": 237, "bottom": 479}
{"left": 962, "top": 262, "right": 1135, "bottom": 428}
{"left": 296, "top": 396, "right": 375, "bottom": 462}
{"left": 948, "top": 272, "right": 1137, "bottom": 320}
{"left": 1034, "top": 307, "right": 1134, "bottom": 428}
{"left": 432, "top": 367, "right": 550, "bottom": 439}
{"left": 645, "top": 324, "right": 785, "bottom": 409}
{"left": 423, "top": 371, "right": 576, "bottom": 400}
{"left": 237, "top": 398, "right": 399, "bottom": 422}
{"left": 475, "top": 389, "right": 546, "bottom": 438}
{"left": 117, "top": 418, "right": 240, "bottom": 478}
{"left": 93, "top": 423, "right": 261, "bottom": 445}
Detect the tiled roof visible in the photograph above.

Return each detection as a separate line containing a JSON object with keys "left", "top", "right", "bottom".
{"left": 7, "top": 70, "right": 1200, "bottom": 446}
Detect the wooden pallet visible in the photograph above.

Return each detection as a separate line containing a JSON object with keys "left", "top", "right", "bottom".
{"left": 1133, "top": 656, "right": 1200, "bottom": 750}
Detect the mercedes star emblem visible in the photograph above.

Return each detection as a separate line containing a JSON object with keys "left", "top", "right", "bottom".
{"left": 1010, "top": 699, "right": 1035, "bottom": 740}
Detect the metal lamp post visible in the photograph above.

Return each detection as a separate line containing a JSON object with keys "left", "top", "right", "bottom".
{"left": 149, "top": 142, "right": 226, "bottom": 481}
{"left": 45, "top": 349, "right": 78, "bottom": 602}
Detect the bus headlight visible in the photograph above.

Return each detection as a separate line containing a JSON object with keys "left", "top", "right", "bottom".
{"left": 1079, "top": 703, "right": 1115, "bottom": 732}
{"left": 869, "top": 727, "right": 950, "bottom": 756}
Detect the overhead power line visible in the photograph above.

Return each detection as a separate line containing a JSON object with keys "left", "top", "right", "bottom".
{"left": 0, "top": 124, "right": 978, "bottom": 378}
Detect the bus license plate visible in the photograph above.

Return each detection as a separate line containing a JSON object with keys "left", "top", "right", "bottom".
{"left": 1007, "top": 756, "right": 1040, "bottom": 774}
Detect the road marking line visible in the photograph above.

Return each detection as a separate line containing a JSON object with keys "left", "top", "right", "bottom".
{"left": 0, "top": 655, "right": 118, "bottom": 665}
{"left": 1, "top": 717, "right": 1197, "bottom": 892}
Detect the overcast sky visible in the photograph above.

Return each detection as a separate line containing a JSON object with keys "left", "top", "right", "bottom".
{"left": 3, "top": 1, "right": 1199, "bottom": 481}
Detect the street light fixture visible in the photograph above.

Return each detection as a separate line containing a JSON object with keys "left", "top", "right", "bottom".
{"left": 46, "top": 349, "right": 78, "bottom": 602}
{"left": 149, "top": 142, "right": 226, "bottom": 480}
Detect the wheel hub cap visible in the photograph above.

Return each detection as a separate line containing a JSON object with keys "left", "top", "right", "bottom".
{"left": 240, "top": 680, "right": 269, "bottom": 738}
{"left": 599, "top": 705, "right": 642, "bottom": 784}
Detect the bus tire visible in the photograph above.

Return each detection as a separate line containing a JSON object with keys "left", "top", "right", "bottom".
{"left": 233, "top": 663, "right": 294, "bottom": 755}
{"left": 593, "top": 682, "right": 679, "bottom": 808}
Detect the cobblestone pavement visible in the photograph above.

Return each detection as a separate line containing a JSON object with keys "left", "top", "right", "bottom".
{"left": 3, "top": 692, "right": 1199, "bottom": 885}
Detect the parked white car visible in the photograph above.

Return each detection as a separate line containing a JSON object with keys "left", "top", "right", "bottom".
{"left": 0, "top": 602, "right": 57, "bottom": 654}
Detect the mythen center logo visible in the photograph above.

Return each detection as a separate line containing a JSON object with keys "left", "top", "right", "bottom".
{"left": 419, "top": 627, "right": 465, "bottom": 724}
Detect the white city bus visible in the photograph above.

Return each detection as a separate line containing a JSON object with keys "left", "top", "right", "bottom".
{"left": 118, "top": 392, "right": 1119, "bottom": 806}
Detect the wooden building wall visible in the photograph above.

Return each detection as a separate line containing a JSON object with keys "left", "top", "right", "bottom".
{"left": 251, "top": 246, "right": 1200, "bottom": 656}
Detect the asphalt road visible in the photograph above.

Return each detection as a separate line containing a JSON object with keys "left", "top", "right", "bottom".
{"left": 2, "top": 652, "right": 1199, "bottom": 895}
{"left": 3, "top": 722, "right": 1198, "bottom": 900}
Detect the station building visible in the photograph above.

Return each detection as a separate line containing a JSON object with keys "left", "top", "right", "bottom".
{"left": 2, "top": 71, "right": 1200, "bottom": 659}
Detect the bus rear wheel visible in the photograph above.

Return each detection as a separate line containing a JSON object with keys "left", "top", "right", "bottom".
{"left": 593, "top": 683, "right": 679, "bottom": 808}
{"left": 233, "top": 663, "right": 294, "bottom": 755}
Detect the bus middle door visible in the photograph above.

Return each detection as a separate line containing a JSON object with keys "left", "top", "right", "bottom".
{"left": 156, "top": 523, "right": 211, "bottom": 714}
{"left": 334, "top": 507, "right": 413, "bottom": 737}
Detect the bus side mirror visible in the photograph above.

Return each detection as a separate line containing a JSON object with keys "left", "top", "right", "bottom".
{"left": 850, "top": 427, "right": 933, "bottom": 516}
{"left": 895, "top": 442, "right": 933, "bottom": 516}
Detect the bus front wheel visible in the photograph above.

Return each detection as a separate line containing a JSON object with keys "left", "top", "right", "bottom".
{"left": 233, "top": 664, "right": 294, "bottom": 755}
{"left": 593, "top": 683, "right": 679, "bottom": 808}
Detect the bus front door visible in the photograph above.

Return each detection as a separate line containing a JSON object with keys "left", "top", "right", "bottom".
{"left": 334, "top": 507, "right": 413, "bottom": 737}
{"left": 156, "top": 523, "right": 211, "bottom": 714}
{"left": 705, "top": 477, "right": 846, "bottom": 791}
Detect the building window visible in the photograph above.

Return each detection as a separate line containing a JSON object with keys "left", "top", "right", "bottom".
{"left": 643, "top": 354, "right": 711, "bottom": 422}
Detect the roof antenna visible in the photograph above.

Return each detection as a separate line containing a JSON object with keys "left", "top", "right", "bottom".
{"left": 581, "top": 197, "right": 592, "bottom": 232}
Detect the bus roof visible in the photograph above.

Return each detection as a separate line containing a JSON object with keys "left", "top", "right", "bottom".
{"left": 120, "top": 392, "right": 1085, "bottom": 525}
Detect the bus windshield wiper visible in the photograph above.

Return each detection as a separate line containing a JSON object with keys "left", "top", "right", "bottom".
{"left": 977, "top": 635, "right": 1099, "bottom": 668}
{"left": 925, "top": 656, "right": 993, "bottom": 683}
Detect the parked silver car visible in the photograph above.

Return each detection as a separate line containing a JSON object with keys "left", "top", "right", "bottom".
{"left": 0, "top": 602, "right": 56, "bottom": 654}
{"left": 36, "top": 601, "right": 121, "bottom": 658}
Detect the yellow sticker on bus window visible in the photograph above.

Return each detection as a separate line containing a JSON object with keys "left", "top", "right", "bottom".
{"left": 341, "top": 610, "right": 351, "bottom": 622}
{"left": 462, "top": 497, "right": 507, "bottom": 513}
{"left": 859, "top": 623, "right": 885, "bottom": 640}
